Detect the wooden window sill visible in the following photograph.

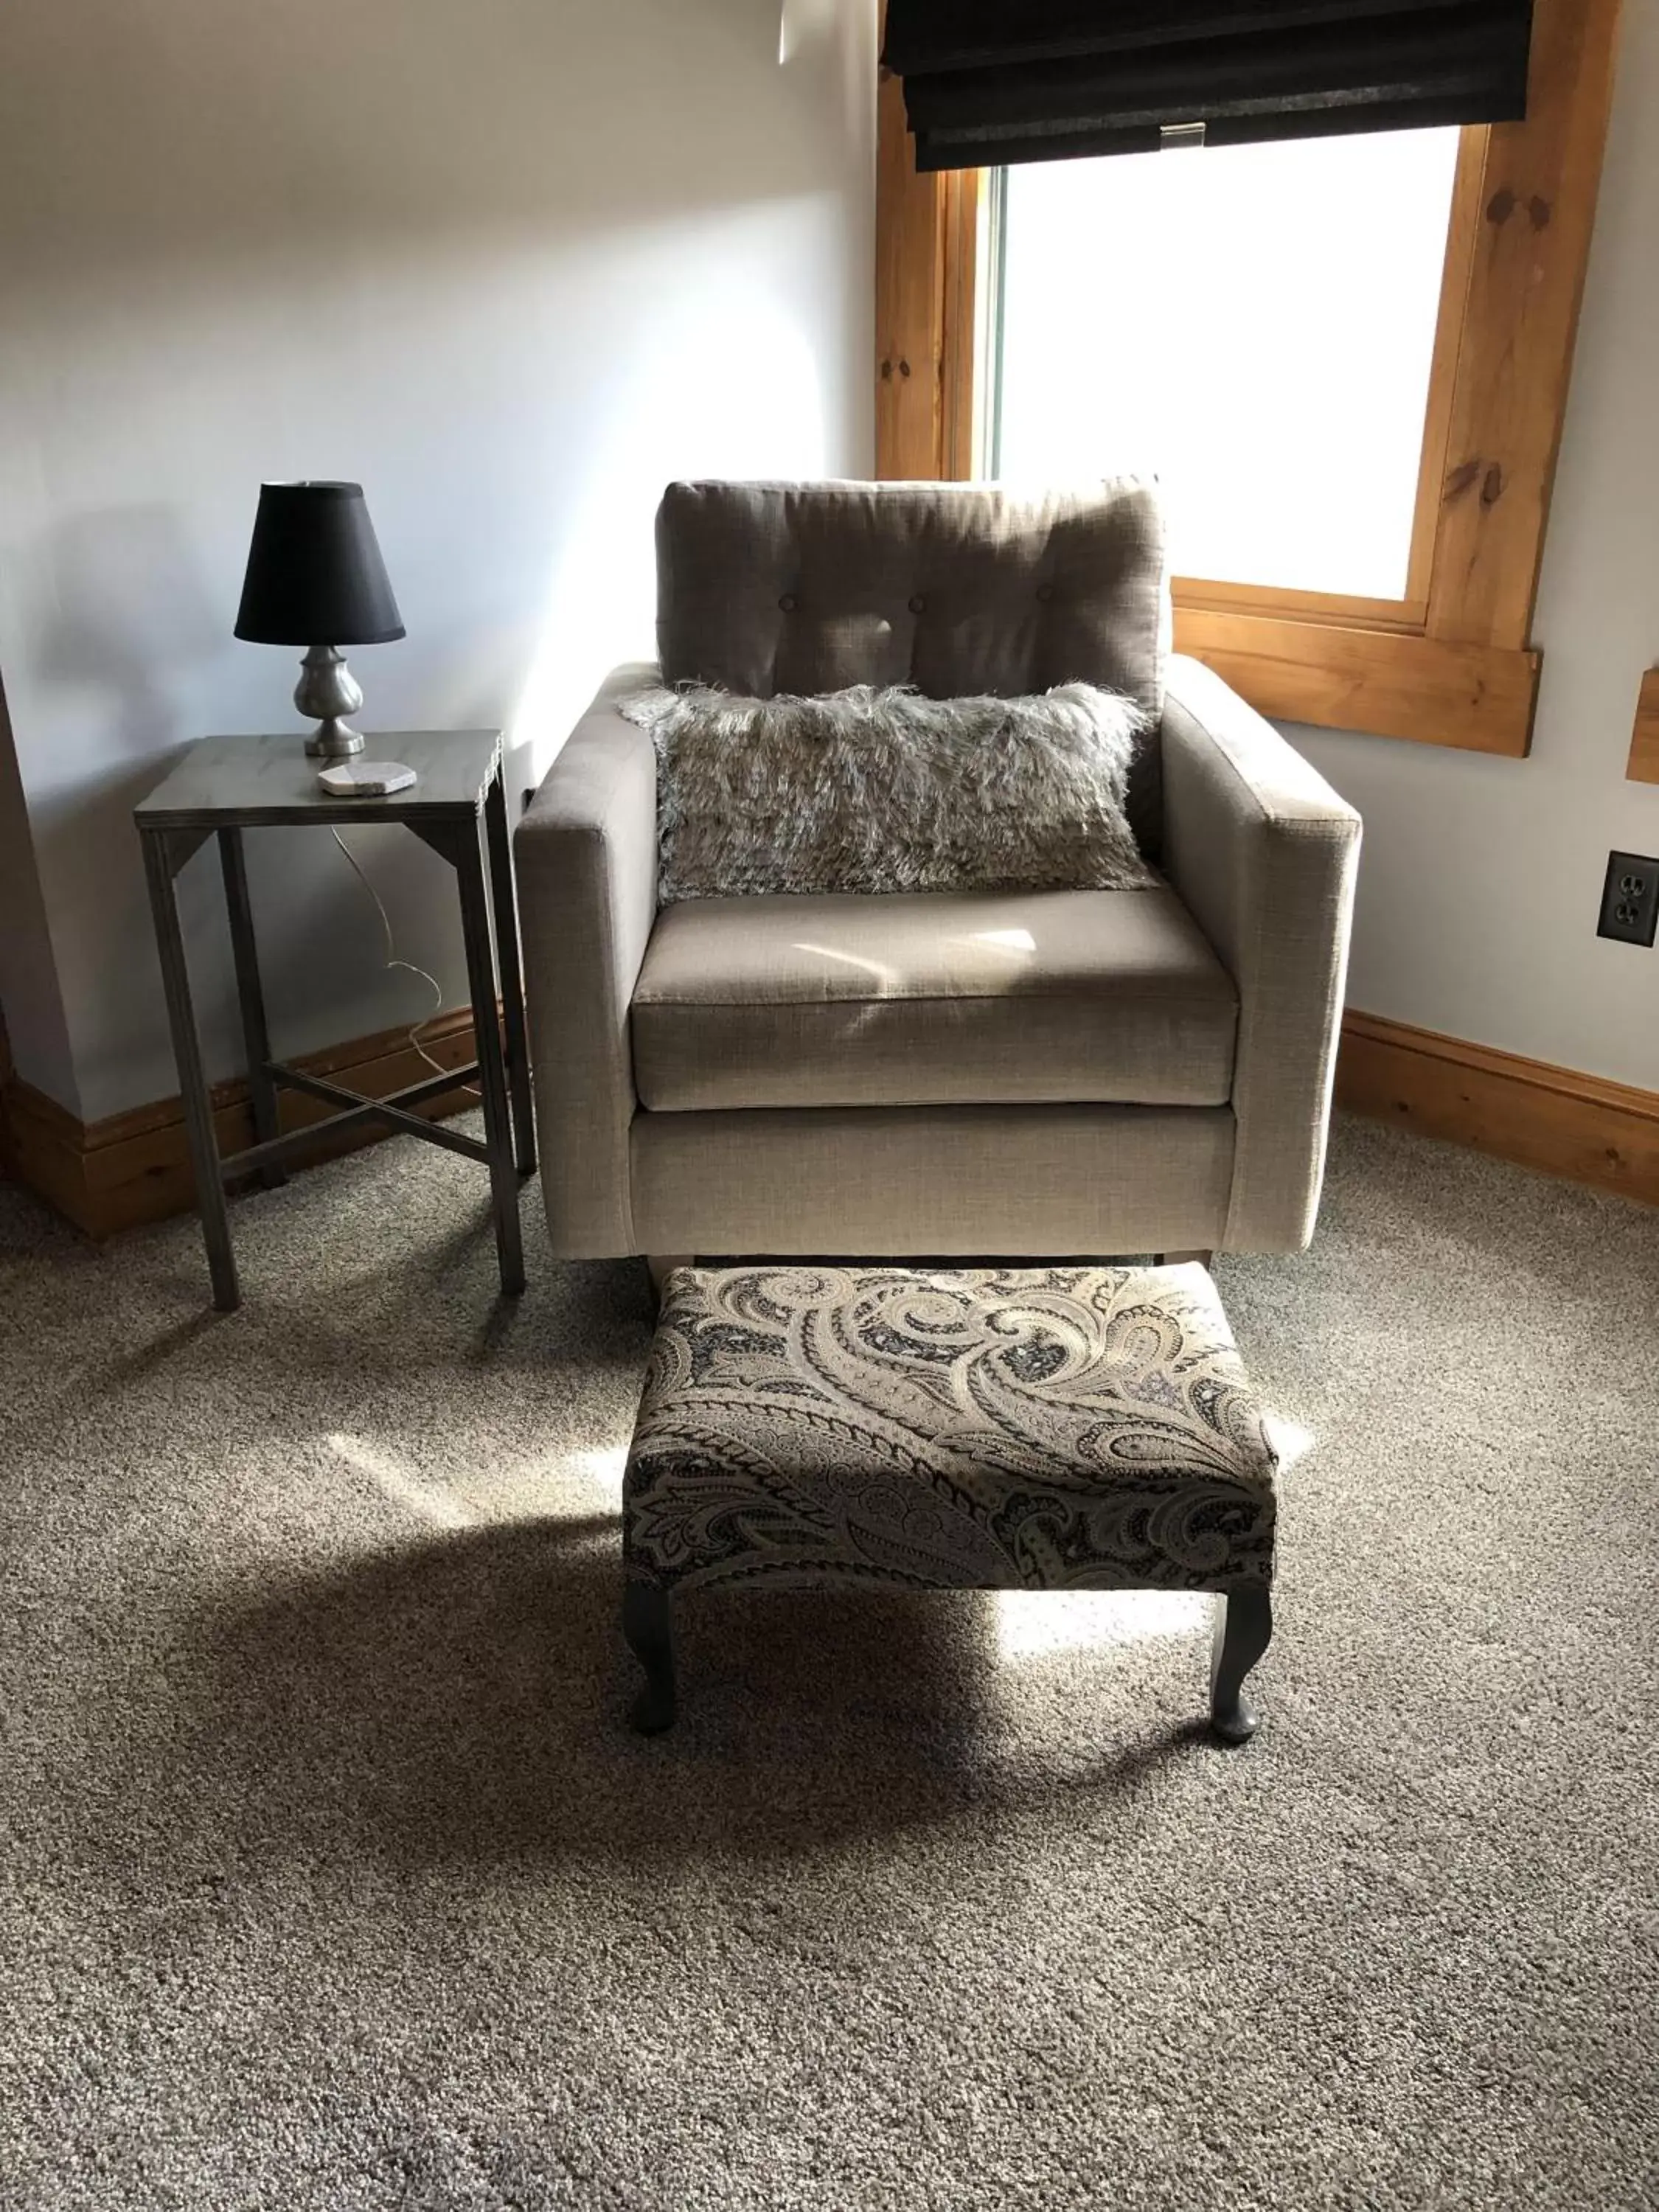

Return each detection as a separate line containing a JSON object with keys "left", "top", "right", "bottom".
{"left": 1173, "top": 605, "right": 1542, "bottom": 756}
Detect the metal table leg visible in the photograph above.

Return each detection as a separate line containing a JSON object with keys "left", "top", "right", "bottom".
{"left": 141, "top": 828, "right": 240, "bottom": 1312}
{"left": 484, "top": 768, "right": 536, "bottom": 1178}
{"left": 449, "top": 811, "right": 526, "bottom": 1297}
{"left": 218, "top": 828, "right": 286, "bottom": 1190}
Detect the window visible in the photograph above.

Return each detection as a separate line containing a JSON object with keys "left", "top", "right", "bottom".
{"left": 874, "top": 0, "right": 1621, "bottom": 757}
{"left": 990, "top": 131, "right": 1464, "bottom": 603}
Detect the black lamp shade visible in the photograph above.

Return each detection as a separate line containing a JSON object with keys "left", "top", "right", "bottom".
{"left": 234, "top": 481, "right": 406, "bottom": 647}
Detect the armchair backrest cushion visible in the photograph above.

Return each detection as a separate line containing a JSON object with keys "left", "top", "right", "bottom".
{"left": 655, "top": 478, "right": 1170, "bottom": 849}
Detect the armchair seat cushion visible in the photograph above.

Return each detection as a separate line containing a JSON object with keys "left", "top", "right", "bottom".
{"left": 631, "top": 887, "right": 1237, "bottom": 1113}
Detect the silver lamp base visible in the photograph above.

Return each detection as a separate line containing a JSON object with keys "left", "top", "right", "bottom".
{"left": 295, "top": 644, "right": 366, "bottom": 757}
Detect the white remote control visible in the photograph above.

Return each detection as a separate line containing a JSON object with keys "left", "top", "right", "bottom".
{"left": 316, "top": 760, "right": 417, "bottom": 797}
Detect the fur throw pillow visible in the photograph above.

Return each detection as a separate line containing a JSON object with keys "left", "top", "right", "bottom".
{"left": 619, "top": 681, "right": 1157, "bottom": 900}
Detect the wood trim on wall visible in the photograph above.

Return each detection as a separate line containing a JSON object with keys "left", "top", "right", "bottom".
{"left": 1423, "top": 0, "right": 1625, "bottom": 653}
{"left": 1403, "top": 126, "right": 1491, "bottom": 613}
{"left": 0, "top": 1009, "right": 481, "bottom": 1242}
{"left": 1338, "top": 1009, "right": 1659, "bottom": 1206}
{"left": 1169, "top": 577, "right": 1427, "bottom": 636}
{"left": 1172, "top": 609, "right": 1540, "bottom": 755}
{"left": 874, "top": 58, "right": 950, "bottom": 481}
{"left": 939, "top": 165, "right": 981, "bottom": 483}
{"left": 1627, "top": 668, "right": 1659, "bottom": 785}
{"left": 874, "top": 0, "right": 1623, "bottom": 757}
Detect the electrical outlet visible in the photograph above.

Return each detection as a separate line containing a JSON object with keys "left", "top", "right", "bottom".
{"left": 1596, "top": 851, "right": 1659, "bottom": 947}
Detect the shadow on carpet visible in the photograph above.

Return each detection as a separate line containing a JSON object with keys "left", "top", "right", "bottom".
{"left": 180, "top": 1524, "right": 1222, "bottom": 1872}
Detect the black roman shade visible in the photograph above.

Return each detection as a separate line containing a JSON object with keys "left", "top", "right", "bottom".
{"left": 883, "top": 1, "right": 1534, "bottom": 171}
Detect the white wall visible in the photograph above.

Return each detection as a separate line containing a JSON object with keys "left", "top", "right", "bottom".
{"left": 0, "top": 0, "right": 875, "bottom": 1121}
{"left": 4, "top": 0, "right": 1654, "bottom": 1127}
{"left": 1290, "top": 0, "right": 1659, "bottom": 1093}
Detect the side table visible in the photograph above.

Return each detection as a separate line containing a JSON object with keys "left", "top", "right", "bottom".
{"left": 133, "top": 729, "right": 535, "bottom": 1311}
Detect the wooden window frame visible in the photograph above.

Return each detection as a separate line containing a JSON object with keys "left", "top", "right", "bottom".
{"left": 1630, "top": 669, "right": 1659, "bottom": 785}
{"left": 875, "top": 0, "right": 1622, "bottom": 757}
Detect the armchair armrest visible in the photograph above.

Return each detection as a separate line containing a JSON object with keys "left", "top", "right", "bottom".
{"left": 514, "top": 663, "right": 659, "bottom": 1256}
{"left": 1160, "top": 654, "right": 1361, "bottom": 1253}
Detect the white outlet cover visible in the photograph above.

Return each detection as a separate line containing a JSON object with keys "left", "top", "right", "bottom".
{"left": 316, "top": 760, "right": 418, "bottom": 797}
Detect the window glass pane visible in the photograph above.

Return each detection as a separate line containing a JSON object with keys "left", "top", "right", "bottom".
{"left": 992, "top": 131, "right": 1463, "bottom": 600}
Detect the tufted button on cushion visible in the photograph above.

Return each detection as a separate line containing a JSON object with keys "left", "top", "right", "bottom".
{"left": 653, "top": 477, "right": 1171, "bottom": 847}
{"left": 1036, "top": 582, "right": 1056, "bottom": 604}
{"left": 908, "top": 593, "right": 927, "bottom": 614}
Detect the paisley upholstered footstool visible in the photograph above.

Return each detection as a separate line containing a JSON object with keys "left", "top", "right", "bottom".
{"left": 622, "top": 1264, "right": 1279, "bottom": 1744}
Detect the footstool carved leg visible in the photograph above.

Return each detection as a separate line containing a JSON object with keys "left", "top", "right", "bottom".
{"left": 622, "top": 1582, "right": 678, "bottom": 1734}
{"left": 1210, "top": 1584, "right": 1272, "bottom": 1745}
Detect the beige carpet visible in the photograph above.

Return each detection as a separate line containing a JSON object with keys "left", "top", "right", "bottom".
{"left": 2, "top": 1115, "right": 1656, "bottom": 2210}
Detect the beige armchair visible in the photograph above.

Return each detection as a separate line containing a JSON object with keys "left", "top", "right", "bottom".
{"left": 516, "top": 479, "right": 1360, "bottom": 1264}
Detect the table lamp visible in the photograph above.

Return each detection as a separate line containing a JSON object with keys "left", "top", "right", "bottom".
{"left": 234, "top": 481, "right": 406, "bottom": 758}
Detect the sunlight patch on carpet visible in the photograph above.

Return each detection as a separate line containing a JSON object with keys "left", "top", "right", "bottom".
{"left": 327, "top": 1433, "right": 475, "bottom": 1528}
{"left": 569, "top": 1442, "right": 630, "bottom": 1497}
{"left": 1265, "top": 1413, "right": 1317, "bottom": 1470}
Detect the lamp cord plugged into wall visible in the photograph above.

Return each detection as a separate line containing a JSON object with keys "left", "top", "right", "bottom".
{"left": 330, "top": 830, "right": 480, "bottom": 1100}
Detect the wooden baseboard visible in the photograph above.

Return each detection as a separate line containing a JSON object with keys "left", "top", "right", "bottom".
{"left": 1338, "top": 1010, "right": 1659, "bottom": 1205}
{"left": 0, "top": 1008, "right": 484, "bottom": 1241}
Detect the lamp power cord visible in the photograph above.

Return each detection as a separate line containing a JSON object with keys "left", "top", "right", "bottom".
{"left": 330, "top": 829, "right": 481, "bottom": 1100}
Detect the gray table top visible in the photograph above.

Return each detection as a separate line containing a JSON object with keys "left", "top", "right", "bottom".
{"left": 134, "top": 731, "right": 504, "bottom": 830}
